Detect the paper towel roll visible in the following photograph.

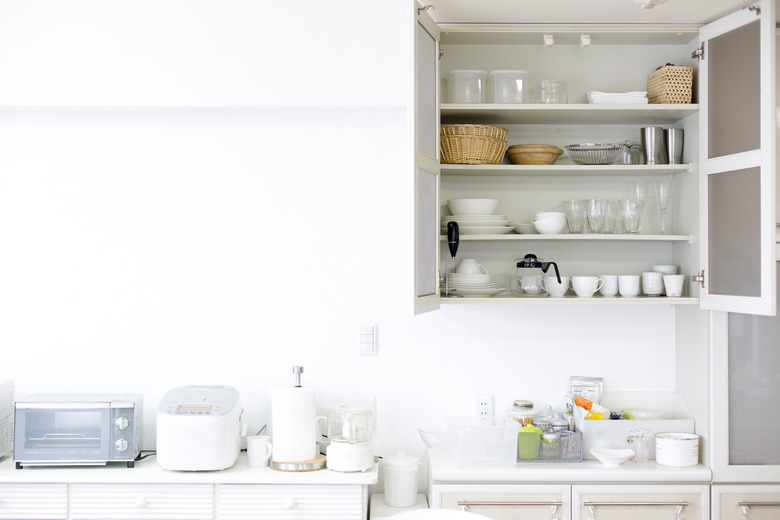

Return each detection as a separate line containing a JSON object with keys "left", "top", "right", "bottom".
{"left": 272, "top": 386, "right": 316, "bottom": 462}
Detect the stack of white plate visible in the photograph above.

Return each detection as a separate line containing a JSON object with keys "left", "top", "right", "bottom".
{"left": 441, "top": 215, "right": 513, "bottom": 235}
{"left": 444, "top": 272, "right": 507, "bottom": 297}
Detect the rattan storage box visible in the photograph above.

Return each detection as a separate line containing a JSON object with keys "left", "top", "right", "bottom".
{"left": 648, "top": 65, "right": 693, "bottom": 104}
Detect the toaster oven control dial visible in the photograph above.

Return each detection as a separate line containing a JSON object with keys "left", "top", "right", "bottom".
{"left": 115, "top": 416, "right": 129, "bottom": 430}
{"left": 115, "top": 438, "right": 129, "bottom": 452}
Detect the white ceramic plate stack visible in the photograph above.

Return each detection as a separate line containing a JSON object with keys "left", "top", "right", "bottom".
{"left": 445, "top": 271, "right": 507, "bottom": 297}
{"left": 443, "top": 199, "right": 514, "bottom": 235}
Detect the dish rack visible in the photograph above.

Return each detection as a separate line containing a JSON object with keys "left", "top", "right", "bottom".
{"left": 440, "top": 124, "right": 508, "bottom": 165}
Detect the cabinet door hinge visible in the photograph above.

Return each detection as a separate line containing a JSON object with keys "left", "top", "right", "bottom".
{"left": 691, "top": 43, "right": 705, "bottom": 61}
{"left": 439, "top": 48, "right": 444, "bottom": 59}
{"left": 417, "top": 4, "right": 434, "bottom": 15}
{"left": 692, "top": 270, "right": 706, "bottom": 288}
{"left": 747, "top": 4, "right": 761, "bottom": 15}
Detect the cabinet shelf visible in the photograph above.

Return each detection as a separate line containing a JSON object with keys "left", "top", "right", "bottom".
{"left": 440, "top": 234, "right": 691, "bottom": 243}
{"left": 441, "top": 164, "right": 691, "bottom": 177}
{"left": 441, "top": 103, "right": 699, "bottom": 125}
{"left": 441, "top": 295, "right": 699, "bottom": 305}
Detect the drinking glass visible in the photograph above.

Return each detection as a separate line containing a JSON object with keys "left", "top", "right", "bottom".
{"left": 585, "top": 199, "right": 608, "bottom": 233}
{"left": 564, "top": 200, "right": 586, "bottom": 233}
{"left": 654, "top": 178, "right": 672, "bottom": 234}
{"left": 603, "top": 200, "right": 619, "bottom": 234}
{"left": 619, "top": 199, "right": 643, "bottom": 234}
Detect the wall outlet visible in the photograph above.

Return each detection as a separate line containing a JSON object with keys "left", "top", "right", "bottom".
{"left": 475, "top": 394, "right": 494, "bottom": 417}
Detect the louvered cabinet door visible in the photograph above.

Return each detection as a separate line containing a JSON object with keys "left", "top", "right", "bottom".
{"left": 0, "top": 483, "right": 67, "bottom": 520}
{"left": 70, "top": 483, "right": 215, "bottom": 520}
{"left": 218, "top": 484, "right": 365, "bottom": 520}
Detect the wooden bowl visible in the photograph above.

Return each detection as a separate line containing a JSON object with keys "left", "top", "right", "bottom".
{"left": 507, "top": 144, "right": 563, "bottom": 165}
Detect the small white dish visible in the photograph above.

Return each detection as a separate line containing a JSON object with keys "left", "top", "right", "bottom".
{"left": 589, "top": 447, "right": 635, "bottom": 466}
{"left": 514, "top": 223, "right": 537, "bottom": 234}
{"left": 458, "top": 226, "right": 514, "bottom": 235}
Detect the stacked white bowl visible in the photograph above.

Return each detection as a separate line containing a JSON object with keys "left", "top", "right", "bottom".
{"left": 445, "top": 258, "right": 506, "bottom": 297}
{"left": 443, "top": 199, "right": 513, "bottom": 235}
{"left": 533, "top": 211, "right": 567, "bottom": 234}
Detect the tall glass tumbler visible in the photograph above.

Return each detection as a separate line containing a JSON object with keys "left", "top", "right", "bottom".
{"left": 585, "top": 199, "right": 608, "bottom": 233}
{"left": 564, "top": 200, "right": 586, "bottom": 233}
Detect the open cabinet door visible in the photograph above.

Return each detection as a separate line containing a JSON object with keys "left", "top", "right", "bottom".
{"left": 698, "top": 0, "right": 776, "bottom": 315}
{"left": 413, "top": 2, "right": 441, "bottom": 315}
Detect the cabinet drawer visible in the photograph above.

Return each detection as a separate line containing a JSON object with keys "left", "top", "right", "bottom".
{"left": 70, "top": 483, "right": 215, "bottom": 520}
{"left": 713, "top": 485, "right": 780, "bottom": 520}
{"left": 0, "top": 483, "right": 67, "bottom": 520}
{"left": 219, "top": 484, "right": 364, "bottom": 519}
{"left": 573, "top": 484, "right": 709, "bottom": 520}
{"left": 438, "top": 484, "right": 571, "bottom": 520}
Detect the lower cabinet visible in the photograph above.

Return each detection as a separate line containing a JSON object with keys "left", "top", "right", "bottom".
{"left": 0, "top": 483, "right": 67, "bottom": 520}
{"left": 70, "top": 483, "right": 215, "bottom": 520}
{"left": 711, "top": 485, "right": 780, "bottom": 520}
{"left": 219, "top": 484, "right": 366, "bottom": 520}
{"left": 437, "top": 484, "right": 710, "bottom": 520}
{"left": 573, "top": 484, "right": 710, "bottom": 520}
{"left": 438, "top": 484, "right": 571, "bottom": 520}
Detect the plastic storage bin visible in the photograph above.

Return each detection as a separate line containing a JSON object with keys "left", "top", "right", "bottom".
{"left": 444, "top": 416, "right": 518, "bottom": 467}
{"left": 574, "top": 391, "right": 695, "bottom": 459}
{"left": 518, "top": 430, "right": 583, "bottom": 462}
{"left": 488, "top": 70, "right": 529, "bottom": 103}
{"left": 446, "top": 70, "right": 487, "bottom": 103}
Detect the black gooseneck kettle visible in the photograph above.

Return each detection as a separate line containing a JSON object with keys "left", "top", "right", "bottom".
{"left": 517, "top": 253, "right": 561, "bottom": 283}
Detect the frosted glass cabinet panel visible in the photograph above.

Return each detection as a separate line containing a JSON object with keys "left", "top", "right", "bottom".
{"left": 417, "top": 20, "right": 438, "bottom": 159}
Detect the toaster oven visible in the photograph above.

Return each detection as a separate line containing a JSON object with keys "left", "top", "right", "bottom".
{"left": 13, "top": 394, "right": 142, "bottom": 468}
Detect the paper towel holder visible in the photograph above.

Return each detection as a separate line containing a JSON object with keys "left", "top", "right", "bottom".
{"left": 293, "top": 366, "right": 303, "bottom": 387}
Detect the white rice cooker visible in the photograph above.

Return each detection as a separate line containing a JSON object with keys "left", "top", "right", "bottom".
{"left": 157, "top": 385, "right": 246, "bottom": 471}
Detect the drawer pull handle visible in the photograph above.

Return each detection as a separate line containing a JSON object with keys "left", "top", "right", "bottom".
{"left": 738, "top": 502, "right": 780, "bottom": 520}
{"left": 583, "top": 501, "right": 688, "bottom": 520}
{"left": 457, "top": 501, "right": 562, "bottom": 519}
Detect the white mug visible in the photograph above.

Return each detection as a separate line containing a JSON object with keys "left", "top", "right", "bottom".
{"left": 599, "top": 275, "right": 619, "bottom": 297}
{"left": 540, "top": 275, "right": 570, "bottom": 297}
{"left": 642, "top": 271, "right": 664, "bottom": 296}
{"left": 619, "top": 275, "right": 641, "bottom": 297}
{"left": 571, "top": 276, "right": 604, "bottom": 297}
{"left": 247, "top": 435, "right": 273, "bottom": 467}
{"left": 456, "top": 258, "right": 488, "bottom": 275}
{"left": 663, "top": 274, "right": 685, "bottom": 297}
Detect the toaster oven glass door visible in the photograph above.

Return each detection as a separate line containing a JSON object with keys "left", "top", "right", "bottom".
{"left": 16, "top": 407, "right": 111, "bottom": 462}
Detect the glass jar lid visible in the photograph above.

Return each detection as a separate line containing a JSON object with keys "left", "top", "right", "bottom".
{"left": 513, "top": 400, "right": 533, "bottom": 409}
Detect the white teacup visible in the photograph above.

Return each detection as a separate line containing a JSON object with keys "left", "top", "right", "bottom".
{"left": 599, "top": 275, "right": 619, "bottom": 297}
{"left": 642, "top": 271, "right": 664, "bottom": 296}
{"left": 456, "top": 258, "right": 488, "bottom": 275}
{"left": 619, "top": 275, "right": 641, "bottom": 297}
{"left": 663, "top": 274, "right": 685, "bottom": 297}
{"left": 247, "top": 435, "right": 273, "bottom": 467}
{"left": 571, "top": 276, "right": 604, "bottom": 297}
{"left": 541, "top": 275, "right": 570, "bottom": 297}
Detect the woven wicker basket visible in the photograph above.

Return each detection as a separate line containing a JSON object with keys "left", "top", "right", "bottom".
{"left": 648, "top": 65, "right": 693, "bottom": 104}
{"left": 441, "top": 124, "right": 508, "bottom": 142}
{"left": 441, "top": 135, "right": 507, "bottom": 164}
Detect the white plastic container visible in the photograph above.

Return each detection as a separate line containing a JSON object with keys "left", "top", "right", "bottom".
{"left": 445, "top": 416, "right": 519, "bottom": 467}
{"left": 446, "top": 70, "right": 486, "bottom": 103}
{"left": 655, "top": 432, "right": 700, "bottom": 467}
{"left": 381, "top": 451, "right": 420, "bottom": 508}
{"left": 488, "top": 70, "right": 529, "bottom": 103}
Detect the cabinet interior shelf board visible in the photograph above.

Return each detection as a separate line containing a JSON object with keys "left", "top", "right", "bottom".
{"left": 441, "top": 104, "right": 699, "bottom": 125}
{"left": 440, "top": 234, "right": 692, "bottom": 243}
{"left": 441, "top": 296, "right": 699, "bottom": 305}
{"left": 441, "top": 164, "right": 691, "bottom": 177}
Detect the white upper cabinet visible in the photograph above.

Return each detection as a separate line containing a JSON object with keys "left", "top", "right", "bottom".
{"left": 697, "top": 0, "right": 777, "bottom": 315}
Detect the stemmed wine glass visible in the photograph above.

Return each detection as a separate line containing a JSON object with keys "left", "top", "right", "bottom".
{"left": 654, "top": 178, "right": 672, "bottom": 234}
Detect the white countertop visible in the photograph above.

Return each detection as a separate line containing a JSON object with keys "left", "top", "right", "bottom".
{"left": 0, "top": 453, "right": 378, "bottom": 485}
{"left": 428, "top": 452, "right": 712, "bottom": 484}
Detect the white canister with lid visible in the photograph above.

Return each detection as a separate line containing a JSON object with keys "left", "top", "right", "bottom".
{"left": 655, "top": 432, "right": 699, "bottom": 467}
{"left": 381, "top": 451, "right": 420, "bottom": 508}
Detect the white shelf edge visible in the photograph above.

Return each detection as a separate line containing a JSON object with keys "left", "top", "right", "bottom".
{"left": 441, "top": 296, "right": 699, "bottom": 305}
{"left": 441, "top": 164, "right": 692, "bottom": 176}
{"left": 439, "top": 234, "right": 692, "bottom": 242}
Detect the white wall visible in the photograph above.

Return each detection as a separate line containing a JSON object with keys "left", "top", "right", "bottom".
{"left": 0, "top": 0, "right": 688, "bottom": 490}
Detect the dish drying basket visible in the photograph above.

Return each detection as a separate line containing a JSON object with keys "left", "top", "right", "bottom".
{"left": 440, "top": 124, "right": 508, "bottom": 165}
{"left": 648, "top": 65, "right": 693, "bottom": 104}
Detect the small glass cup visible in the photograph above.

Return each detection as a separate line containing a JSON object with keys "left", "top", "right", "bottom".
{"left": 618, "top": 199, "right": 644, "bottom": 234}
{"left": 564, "top": 200, "right": 586, "bottom": 233}
{"left": 585, "top": 199, "right": 608, "bottom": 233}
{"left": 603, "top": 200, "right": 619, "bottom": 234}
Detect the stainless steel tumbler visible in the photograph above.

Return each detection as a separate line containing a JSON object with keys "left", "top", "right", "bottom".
{"left": 640, "top": 127, "right": 667, "bottom": 165}
{"left": 664, "top": 128, "right": 684, "bottom": 164}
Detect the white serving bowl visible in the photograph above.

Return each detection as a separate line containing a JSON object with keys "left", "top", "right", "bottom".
{"left": 533, "top": 218, "right": 566, "bottom": 234}
{"left": 589, "top": 447, "right": 635, "bottom": 466}
{"left": 534, "top": 211, "right": 566, "bottom": 220}
{"left": 514, "top": 222, "right": 537, "bottom": 234}
{"left": 448, "top": 198, "right": 499, "bottom": 216}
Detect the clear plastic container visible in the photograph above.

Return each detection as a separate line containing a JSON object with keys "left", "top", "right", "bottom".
{"left": 487, "top": 70, "right": 529, "bottom": 103}
{"left": 445, "top": 416, "right": 519, "bottom": 466}
{"left": 534, "top": 80, "right": 568, "bottom": 104}
{"left": 446, "top": 70, "right": 487, "bottom": 103}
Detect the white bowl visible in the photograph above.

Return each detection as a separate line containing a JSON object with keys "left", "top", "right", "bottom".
{"left": 514, "top": 223, "right": 537, "bottom": 234}
{"left": 534, "top": 211, "right": 566, "bottom": 221}
{"left": 533, "top": 219, "right": 566, "bottom": 234}
{"left": 448, "top": 199, "right": 499, "bottom": 216}
{"left": 589, "top": 448, "right": 635, "bottom": 466}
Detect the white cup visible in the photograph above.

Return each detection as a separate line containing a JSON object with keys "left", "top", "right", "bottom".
{"left": 456, "top": 258, "right": 488, "bottom": 275}
{"left": 663, "top": 274, "right": 685, "bottom": 297}
{"left": 540, "top": 275, "right": 570, "bottom": 297}
{"left": 642, "top": 271, "right": 664, "bottom": 296}
{"left": 512, "top": 274, "right": 545, "bottom": 295}
{"left": 599, "top": 275, "right": 619, "bottom": 297}
{"left": 619, "top": 275, "right": 640, "bottom": 297}
{"left": 247, "top": 435, "right": 273, "bottom": 467}
{"left": 652, "top": 264, "right": 677, "bottom": 275}
{"left": 571, "top": 276, "right": 604, "bottom": 297}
